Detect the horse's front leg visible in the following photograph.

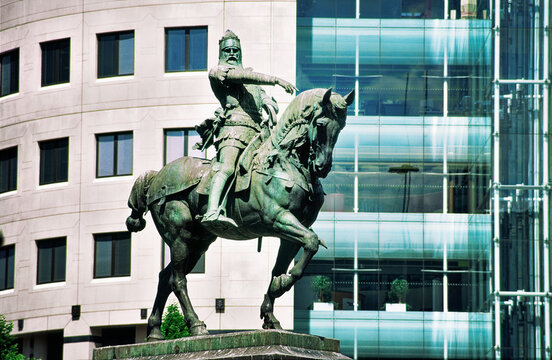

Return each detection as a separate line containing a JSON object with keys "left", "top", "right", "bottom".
{"left": 261, "top": 239, "right": 301, "bottom": 329}
{"left": 260, "top": 210, "right": 321, "bottom": 328}
{"left": 273, "top": 210, "right": 321, "bottom": 280}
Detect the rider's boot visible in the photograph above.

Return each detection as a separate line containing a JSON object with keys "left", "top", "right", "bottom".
{"left": 202, "top": 171, "right": 238, "bottom": 228}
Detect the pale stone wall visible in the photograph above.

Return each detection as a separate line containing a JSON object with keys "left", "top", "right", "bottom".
{"left": 0, "top": 1, "right": 296, "bottom": 359}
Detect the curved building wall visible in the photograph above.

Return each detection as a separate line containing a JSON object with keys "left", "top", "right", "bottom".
{"left": 0, "top": 1, "right": 296, "bottom": 359}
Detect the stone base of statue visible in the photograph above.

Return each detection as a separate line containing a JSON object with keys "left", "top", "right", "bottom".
{"left": 93, "top": 329, "right": 351, "bottom": 360}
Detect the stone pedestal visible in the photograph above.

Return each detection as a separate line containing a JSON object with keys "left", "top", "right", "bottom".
{"left": 93, "top": 329, "right": 351, "bottom": 359}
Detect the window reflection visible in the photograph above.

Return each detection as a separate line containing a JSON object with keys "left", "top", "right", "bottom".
{"left": 320, "top": 123, "right": 490, "bottom": 214}
{"left": 296, "top": 258, "right": 488, "bottom": 312}
{"left": 298, "top": 0, "right": 489, "bottom": 20}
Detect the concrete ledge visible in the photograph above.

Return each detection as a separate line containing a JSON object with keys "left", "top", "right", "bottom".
{"left": 93, "top": 330, "right": 351, "bottom": 360}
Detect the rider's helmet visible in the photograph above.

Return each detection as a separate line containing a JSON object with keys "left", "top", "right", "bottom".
{"left": 219, "top": 30, "right": 242, "bottom": 67}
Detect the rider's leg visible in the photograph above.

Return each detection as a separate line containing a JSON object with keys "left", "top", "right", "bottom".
{"left": 203, "top": 146, "right": 241, "bottom": 222}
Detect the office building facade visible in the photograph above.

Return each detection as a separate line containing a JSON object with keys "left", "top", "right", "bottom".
{"left": 293, "top": 0, "right": 550, "bottom": 359}
{"left": 0, "top": 0, "right": 550, "bottom": 359}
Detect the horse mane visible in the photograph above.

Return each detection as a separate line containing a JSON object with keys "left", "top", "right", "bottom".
{"left": 270, "top": 89, "right": 326, "bottom": 150}
{"left": 251, "top": 88, "right": 346, "bottom": 172}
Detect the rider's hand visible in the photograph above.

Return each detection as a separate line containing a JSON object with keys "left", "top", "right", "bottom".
{"left": 277, "top": 78, "right": 297, "bottom": 94}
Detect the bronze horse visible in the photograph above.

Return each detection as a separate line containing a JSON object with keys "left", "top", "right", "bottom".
{"left": 126, "top": 88, "right": 354, "bottom": 340}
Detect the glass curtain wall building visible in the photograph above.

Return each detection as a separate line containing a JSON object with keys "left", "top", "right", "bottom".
{"left": 292, "top": 0, "right": 549, "bottom": 358}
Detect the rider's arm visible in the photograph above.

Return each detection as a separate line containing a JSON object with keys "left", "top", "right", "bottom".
{"left": 211, "top": 66, "right": 296, "bottom": 94}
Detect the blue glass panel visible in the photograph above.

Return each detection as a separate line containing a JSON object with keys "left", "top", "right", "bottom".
{"left": 116, "top": 133, "right": 132, "bottom": 175}
{"left": 297, "top": 0, "right": 355, "bottom": 18}
{"left": 97, "top": 135, "right": 114, "bottom": 177}
{"left": 187, "top": 130, "right": 204, "bottom": 158}
{"left": 166, "top": 28, "right": 186, "bottom": 72}
{"left": 295, "top": 310, "right": 492, "bottom": 358}
{"left": 165, "top": 130, "right": 186, "bottom": 163}
{"left": 381, "top": 27, "right": 425, "bottom": 65}
{"left": 313, "top": 213, "right": 490, "bottom": 260}
{"left": 189, "top": 28, "right": 207, "bottom": 70}
{"left": 118, "top": 32, "right": 134, "bottom": 76}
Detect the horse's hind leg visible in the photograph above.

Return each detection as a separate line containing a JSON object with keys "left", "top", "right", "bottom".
{"left": 261, "top": 239, "right": 301, "bottom": 329}
{"left": 151, "top": 200, "right": 211, "bottom": 336}
{"left": 147, "top": 263, "right": 173, "bottom": 341}
{"left": 171, "top": 237, "right": 214, "bottom": 336}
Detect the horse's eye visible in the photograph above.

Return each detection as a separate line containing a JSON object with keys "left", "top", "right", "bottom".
{"left": 316, "top": 118, "right": 329, "bottom": 127}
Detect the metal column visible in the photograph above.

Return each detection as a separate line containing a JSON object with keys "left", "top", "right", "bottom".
{"left": 492, "top": 0, "right": 551, "bottom": 358}
{"left": 492, "top": 0, "right": 502, "bottom": 357}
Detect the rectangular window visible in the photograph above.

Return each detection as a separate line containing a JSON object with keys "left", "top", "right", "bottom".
{"left": 96, "top": 132, "right": 133, "bottom": 177}
{"left": 0, "top": 245, "right": 15, "bottom": 291}
{"left": 36, "top": 237, "right": 66, "bottom": 285}
{"left": 0, "top": 146, "right": 17, "bottom": 193}
{"left": 41, "top": 38, "right": 70, "bottom": 86}
{"left": 94, "top": 232, "right": 131, "bottom": 278}
{"left": 165, "top": 27, "right": 207, "bottom": 72}
{"left": 39, "top": 138, "right": 69, "bottom": 185}
{"left": 0, "top": 48, "right": 19, "bottom": 97}
{"left": 164, "top": 129, "right": 203, "bottom": 164}
{"left": 97, "top": 31, "right": 134, "bottom": 78}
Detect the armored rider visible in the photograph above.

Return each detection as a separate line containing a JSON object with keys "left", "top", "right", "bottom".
{"left": 201, "top": 30, "right": 296, "bottom": 227}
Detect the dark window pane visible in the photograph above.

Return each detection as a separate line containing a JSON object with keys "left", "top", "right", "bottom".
{"left": 0, "top": 146, "right": 17, "bottom": 193}
{"left": 113, "top": 235, "right": 131, "bottom": 276}
{"left": 41, "top": 38, "right": 70, "bottom": 86}
{"left": 1, "top": 250, "right": 6, "bottom": 289}
{"left": 94, "top": 236, "right": 112, "bottom": 278}
{"left": 98, "top": 31, "right": 134, "bottom": 78}
{"left": 37, "top": 244, "right": 52, "bottom": 284}
{"left": 0, "top": 49, "right": 19, "bottom": 97}
{"left": 94, "top": 233, "right": 131, "bottom": 278}
{"left": 53, "top": 243, "right": 66, "bottom": 282}
{"left": 39, "top": 138, "right": 69, "bottom": 185}
{"left": 37, "top": 238, "right": 66, "bottom": 284}
{"left": 0, "top": 246, "right": 15, "bottom": 290}
{"left": 98, "top": 34, "right": 117, "bottom": 78}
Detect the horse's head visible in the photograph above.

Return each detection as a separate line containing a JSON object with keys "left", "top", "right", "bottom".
{"left": 308, "top": 88, "right": 354, "bottom": 178}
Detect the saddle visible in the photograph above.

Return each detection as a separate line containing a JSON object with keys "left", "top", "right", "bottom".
{"left": 146, "top": 134, "right": 314, "bottom": 208}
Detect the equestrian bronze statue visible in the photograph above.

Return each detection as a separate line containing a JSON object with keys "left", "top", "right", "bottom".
{"left": 125, "top": 30, "right": 354, "bottom": 340}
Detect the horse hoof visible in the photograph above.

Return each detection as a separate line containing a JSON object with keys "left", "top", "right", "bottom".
{"left": 190, "top": 321, "right": 209, "bottom": 336}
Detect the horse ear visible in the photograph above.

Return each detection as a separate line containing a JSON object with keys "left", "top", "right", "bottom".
{"left": 343, "top": 90, "right": 355, "bottom": 107}
{"left": 322, "top": 88, "right": 332, "bottom": 106}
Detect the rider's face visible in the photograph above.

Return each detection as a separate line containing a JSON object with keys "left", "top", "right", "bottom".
{"left": 219, "top": 39, "right": 242, "bottom": 66}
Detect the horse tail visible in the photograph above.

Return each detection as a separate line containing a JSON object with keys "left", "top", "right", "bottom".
{"left": 126, "top": 170, "right": 158, "bottom": 232}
